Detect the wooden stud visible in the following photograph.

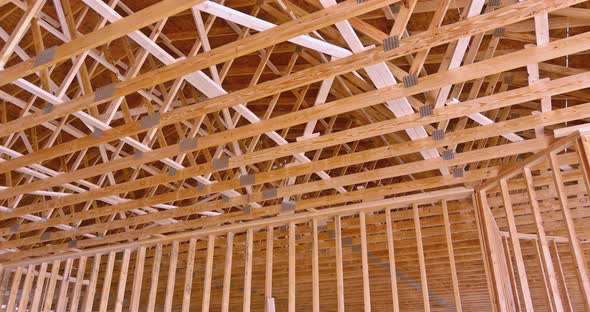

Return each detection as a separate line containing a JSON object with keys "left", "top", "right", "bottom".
{"left": 202, "top": 236, "right": 215, "bottom": 312}
{"left": 55, "top": 258, "right": 74, "bottom": 312}
{"left": 385, "top": 209, "right": 399, "bottom": 311}
{"left": 183, "top": 238, "right": 197, "bottom": 312}
{"left": 265, "top": 226, "right": 274, "bottom": 312}
{"left": 82, "top": 256, "right": 101, "bottom": 312}
{"left": 69, "top": 256, "right": 88, "bottom": 312}
{"left": 359, "top": 211, "right": 372, "bottom": 311}
{"left": 29, "top": 262, "right": 48, "bottom": 312}
{"left": 413, "top": 204, "right": 430, "bottom": 312}
{"left": 16, "top": 264, "right": 35, "bottom": 311}
{"left": 312, "top": 219, "right": 320, "bottom": 312}
{"left": 442, "top": 200, "right": 462, "bottom": 311}
{"left": 129, "top": 246, "right": 146, "bottom": 312}
{"left": 147, "top": 244, "right": 163, "bottom": 311}
{"left": 335, "top": 216, "right": 345, "bottom": 312}
{"left": 243, "top": 230, "right": 253, "bottom": 312}
{"left": 164, "top": 241, "right": 179, "bottom": 312}
{"left": 114, "top": 249, "right": 131, "bottom": 312}
{"left": 6, "top": 266, "right": 24, "bottom": 312}
{"left": 221, "top": 232, "right": 234, "bottom": 312}
{"left": 99, "top": 251, "right": 116, "bottom": 312}
{"left": 289, "top": 222, "right": 296, "bottom": 312}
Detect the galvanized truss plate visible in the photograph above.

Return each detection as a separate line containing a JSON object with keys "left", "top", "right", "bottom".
{"left": 262, "top": 188, "right": 278, "bottom": 199}
{"left": 212, "top": 157, "right": 230, "bottom": 170}
{"left": 94, "top": 83, "right": 116, "bottom": 102}
{"left": 179, "top": 137, "right": 198, "bottom": 152}
{"left": 419, "top": 105, "right": 433, "bottom": 117}
{"left": 240, "top": 174, "right": 255, "bottom": 186}
{"left": 140, "top": 113, "right": 160, "bottom": 129}
{"left": 382, "top": 35, "right": 400, "bottom": 51}
{"left": 34, "top": 46, "right": 57, "bottom": 67}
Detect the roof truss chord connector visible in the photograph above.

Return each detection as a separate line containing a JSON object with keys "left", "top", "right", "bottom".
{"left": 240, "top": 174, "right": 255, "bottom": 186}
{"left": 356, "top": 0, "right": 366, "bottom": 3}
{"left": 198, "top": 181, "right": 206, "bottom": 191}
{"left": 493, "top": 27, "right": 506, "bottom": 38}
{"left": 222, "top": 194, "right": 230, "bottom": 203}
{"left": 133, "top": 149, "right": 143, "bottom": 159}
{"left": 281, "top": 200, "right": 296, "bottom": 212}
{"left": 92, "top": 129, "right": 103, "bottom": 138}
{"left": 179, "top": 137, "right": 198, "bottom": 152}
{"left": 262, "top": 188, "right": 278, "bottom": 199}
{"left": 453, "top": 167, "right": 464, "bottom": 178}
{"left": 140, "top": 112, "right": 160, "bottom": 129}
{"left": 244, "top": 205, "right": 252, "bottom": 214}
{"left": 43, "top": 104, "right": 54, "bottom": 114}
{"left": 212, "top": 157, "right": 230, "bottom": 170}
{"left": 489, "top": 0, "right": 500, "bottom": 7}
{"left": 419, "top": 105, "right": 433, "bottom": 117}
{"left": 402, "top": 74, "right": 418, "bottom": 88}
{"left": 382, "top": 35, "right": 400, "bottom": 51}
{"left": 94, "top": 83, "right": 116, "bottom": 102}
{"left": 433, "top": 129, "right": 445, "bottom": 141}
{"left": 33, "top": 46, "right": 57, "bottom": 67}
{"left": 442, "top": 150, "right": 455, "bottom": 161}
{"left": 168, "top": 167, "right": 177, "bottom": 176}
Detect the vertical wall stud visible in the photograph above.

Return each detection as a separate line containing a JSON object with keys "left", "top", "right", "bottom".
{"left": 414, "top": 204, "right": 430, "bottom": 312}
